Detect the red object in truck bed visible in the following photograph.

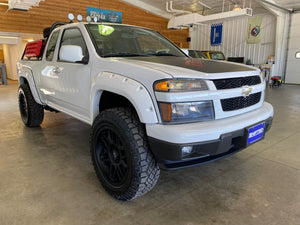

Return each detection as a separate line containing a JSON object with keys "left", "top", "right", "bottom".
{"left": 24, "top": 40, "right": 45, "bottom": 58}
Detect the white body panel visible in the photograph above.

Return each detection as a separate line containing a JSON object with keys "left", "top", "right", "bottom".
{"left": 40, "top": 61, "right": 91, "bottom": 122}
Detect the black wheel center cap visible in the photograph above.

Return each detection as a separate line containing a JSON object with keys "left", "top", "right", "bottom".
{"left": 109, "top": 146, "right": 120, "bottom": 163}
{"left": 112, "top": 149, "right": 118, "bottom": 160}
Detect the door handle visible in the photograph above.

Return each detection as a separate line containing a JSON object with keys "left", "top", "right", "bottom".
{"left": 52, "top": 67, "right": 62, "bottom": 74}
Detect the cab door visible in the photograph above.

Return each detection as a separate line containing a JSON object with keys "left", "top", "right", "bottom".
{"left": 41, "top": 27, "right": 91, "bottom": 122}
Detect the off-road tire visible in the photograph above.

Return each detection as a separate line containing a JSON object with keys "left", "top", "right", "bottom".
{"left": 18, "top": 83, "right": 44, "bottom": 127}
{"left": 90, "top": 108, "right": 160, "bottom": 201}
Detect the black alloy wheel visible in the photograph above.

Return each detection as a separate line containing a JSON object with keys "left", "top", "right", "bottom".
{"left": 95, "top": 126, "right": 129, "bottom": 188}
{"left": 18, "top": 83, "right": 44, "bottom": 127}
{"left": 19, "top": 89, "right": 29, "bottom": 124}
{"left": 90, "top": 108, "right": 160, "bottom": 201}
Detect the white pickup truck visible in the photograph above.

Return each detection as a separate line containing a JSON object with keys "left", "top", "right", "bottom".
{"left": 17, "top": 20, "right": 273, "bottom": 201}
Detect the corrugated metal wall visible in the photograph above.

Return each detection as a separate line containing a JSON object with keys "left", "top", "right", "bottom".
{"left": 285, "top": 13, "right": 300, "bottom": 84}
{"left": 190, "top": 14, "right": 277, "bottom": 65}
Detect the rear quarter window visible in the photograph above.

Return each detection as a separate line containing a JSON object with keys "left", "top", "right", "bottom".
{"left": 45, "top": 30, "right": 60, "bottom": 61}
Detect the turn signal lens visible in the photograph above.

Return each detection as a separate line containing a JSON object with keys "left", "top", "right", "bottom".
{"left": 154, "top": 81, "right": 169, "bottom": 92}
{"left": 158, "top": 103, "right": 172, "bottom": 122}
{"left": 154, "top": 79, "right": 208, "bottom": 92}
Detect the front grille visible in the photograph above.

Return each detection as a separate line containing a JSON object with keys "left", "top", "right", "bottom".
{"left": 213, "top": 76, "right": 261, "bottom": 90}
{"left": 221, "top": 92, "right": 262, "bottom": 111}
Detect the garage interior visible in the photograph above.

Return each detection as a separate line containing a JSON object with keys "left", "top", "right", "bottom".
{"left": 0, "top": 0, "right": 300, "bottom": 224}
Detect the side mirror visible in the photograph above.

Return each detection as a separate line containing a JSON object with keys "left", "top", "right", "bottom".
{"left": 59, "top": 45, "right": 84, "bottom": 63}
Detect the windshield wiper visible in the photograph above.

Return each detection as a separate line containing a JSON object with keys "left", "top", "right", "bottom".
{"left": 102, "top": 53, "right": 148, "bottom": 58}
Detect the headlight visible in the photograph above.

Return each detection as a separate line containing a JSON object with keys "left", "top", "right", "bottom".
{"left": 154, "top": 79, "right": 208, "bottom": 92}
{"left": 158, "top": 101, "right": 214, "bottom": 123}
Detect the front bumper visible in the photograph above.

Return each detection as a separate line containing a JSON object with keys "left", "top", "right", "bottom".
{"left": 146, "top": 102, "right": 273, "bottom": 170}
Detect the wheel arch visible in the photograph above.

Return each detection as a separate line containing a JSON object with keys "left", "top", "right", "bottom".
{"left": 19, "top": 76, "right": 29, "bottom": 85}
{"left": 18, "top": 67, "right": 43, "bottom": 105}
{"left": 99, "top": 91, "right": 137, "bottom": 114}
{"left": 90, "top": 72, "right": 158, "bottom": 124}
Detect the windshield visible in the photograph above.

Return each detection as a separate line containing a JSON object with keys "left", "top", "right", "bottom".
{"left": 85, "top": 24, "right": 186, "bottom": 58}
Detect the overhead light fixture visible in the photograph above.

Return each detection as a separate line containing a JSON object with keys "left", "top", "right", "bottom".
{"left": 168, "top": 8, "right": 253, "bottom": 29}
{"left": 0, "top": 36, "right": 18, "bottom": 39}
{"left": 233, "top": 4, "right": 242, "bottom": 11}
{"left": 8, "top": 0, "right": 44, "bottom": 11}
{"left": 166, "top": 1, "right": 192, "bottom": 15}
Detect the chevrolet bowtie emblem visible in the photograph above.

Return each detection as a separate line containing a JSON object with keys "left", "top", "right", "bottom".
{"left": 242, "top": 86, "right": 252, "bottom": 97}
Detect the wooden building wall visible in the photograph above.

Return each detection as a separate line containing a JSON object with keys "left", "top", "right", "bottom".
{"left": 0, "top": 0, "right": 189, "bottom": 48}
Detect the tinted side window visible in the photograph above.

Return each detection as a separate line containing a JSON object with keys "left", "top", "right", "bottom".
{"left": 45, "top": 30, "right": 60, "bottom": 61}
{"left": 59, "top": 28, "right": 88, "bottom": 61}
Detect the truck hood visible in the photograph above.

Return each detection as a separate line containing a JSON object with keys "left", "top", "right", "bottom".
{"left": 115, "top": 56, "right": 259, "bottom": 79}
